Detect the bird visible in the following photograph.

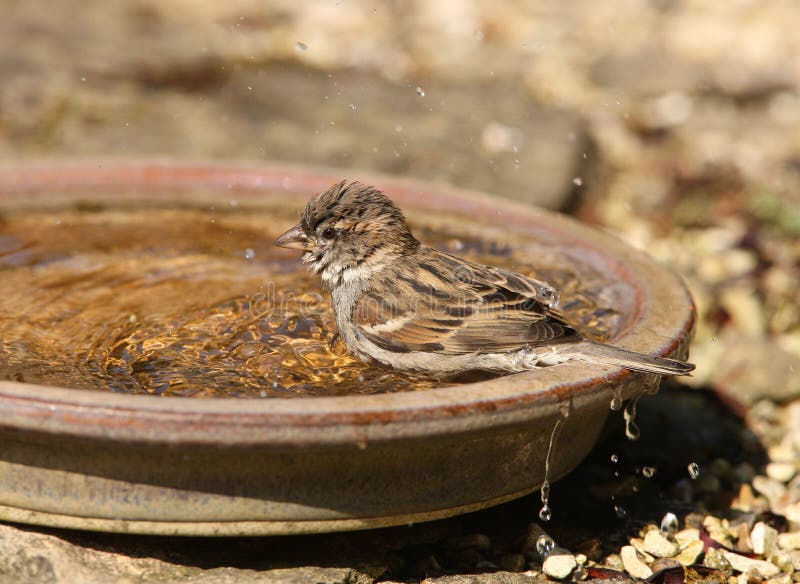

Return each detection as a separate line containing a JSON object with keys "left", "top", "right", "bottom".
{"left": 274, "top": 181, "right": 694, "bottom": 376}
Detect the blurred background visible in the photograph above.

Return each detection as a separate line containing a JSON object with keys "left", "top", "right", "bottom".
{"left": 2, "top": 1, "right": 800, "bottom": 580}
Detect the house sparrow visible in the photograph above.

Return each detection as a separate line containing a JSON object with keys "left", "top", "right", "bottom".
{"left": 274, "top": 181, "right": 694, "bottom": 376}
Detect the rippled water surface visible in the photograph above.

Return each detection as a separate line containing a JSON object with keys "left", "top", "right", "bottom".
{"left": 0, "top": 195, "right": 622, "bottom": 398}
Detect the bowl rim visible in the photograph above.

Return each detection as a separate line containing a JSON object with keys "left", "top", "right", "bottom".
{"left": 0, "top": 159, "right": 696, "bottom": 446}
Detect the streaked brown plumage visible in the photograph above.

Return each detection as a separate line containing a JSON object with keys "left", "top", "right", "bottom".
{"left": 274, "top": 181, "right": 694, "bottom": 376}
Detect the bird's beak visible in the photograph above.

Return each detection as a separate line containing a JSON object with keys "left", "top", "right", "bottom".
{"left": 274, "top": 224, "right": 310, "bottom": 250}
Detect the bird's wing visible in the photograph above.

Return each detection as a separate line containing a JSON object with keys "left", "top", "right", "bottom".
{"left": 353, "top": 250, "right": 581, "bottom": 355}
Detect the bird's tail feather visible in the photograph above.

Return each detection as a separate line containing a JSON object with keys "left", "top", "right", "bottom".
{"left": 568, "top": 341, "right": 694, "bottom": 376}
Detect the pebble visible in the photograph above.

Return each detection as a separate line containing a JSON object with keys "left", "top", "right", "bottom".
{"left": 675, "top": 528, "right": 701, "bottom": 547}
{"left": 766, "top": 462, "right": 797, "bottom": 483}
{"left": 751, "top": 522, "right": 779, "bottom": 555}
{"left": 732, "top": 483, "right": 759, "bottom": 512}
{"left": 721, "top": 550, "right": 781, "bottom": 577}
{"left": 769, "top": 550, "right": 794, "bottom": 573}
{"left": 778, "top": 532, "right": 800, "bottom": 551}
{"left": 651, "top": 558, "right": 681, "bottom": 572}
{"left": 703, "top": 548, "right": 733, "bottom": 575}
{"left": 789, "top": 550, "right": 800, "bottom": 571}
{"left": 675, "top": 540, "right": 705, "bottom": 566}
{"left": 784, "top": 502, "right": 800, "bottom": 524}
{"left": 630, "top": 538, "right": 654, "bottom": 561}
{"left": 604, "top": 553, "right": 624, "bottom": 571}
{"left": 704, "top": 516, "right": 737, "bottom": 549}
{"left": 752, "top": 475, "right": 788, "bottom": 507}
{"left": 643, "top": 530, "right": 680, "bottom": 558}
{"left": 542, "top": 548, "right": 577, "bottom": 580}
{"left": 620, "top": 545, "right": 653, "bottom": 579}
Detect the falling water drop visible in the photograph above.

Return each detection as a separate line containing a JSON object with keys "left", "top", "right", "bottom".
{"left": 536, "top": 534, "right": 555, "bottom": 558}
{"left": 610, "top": 453, "right": 619, "bottom": 463}
{"left": 538, "top": 503, "right": 552, "bottom": 522}
{"left": 244, "top": 248, "right": 255, "bottom": 260}
{"left": 295, "top": 41, "right": 308, "bottom": 51}
{"left": 660, "top": 512, "right": 679, "bottom": 535}
{"left": 623, "top": 394, "right": 641, "bottom": 441}
{"left": 614, "top": 504, "right": 628, "bottom": 518}
{"left": 416, "top": 86, "right": 426, "bottom": 97}
{"left": 688, "top": 462, "right": 700, "bottom": 479}
{"left": 539, "top": 405, "right": 567, "bottom": 522}
{"left": 642, "top": 466, "right": 656, "bottom": 478}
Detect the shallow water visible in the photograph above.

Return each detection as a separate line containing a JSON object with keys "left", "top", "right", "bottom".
{"left": 0, "top": 196, "right": 622, "bottom": 398}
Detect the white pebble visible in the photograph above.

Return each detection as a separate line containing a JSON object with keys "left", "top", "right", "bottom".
{"left": 751, "top": 522, "right": 779, "bottom": 555}
{"left": 778, "top": 531, "right": 800, "bottom": 551}
{"left": 675, "top": 540, "right": 705, "bottom": 566}
{"left": 621, "top": 545, "right": 653, "bottom": 580}
{"left": 542, "top": 548, "right": 577, "bottom": 580}
{"left": 643, "top": 530, "right": 680, "bottom": 558}
{"left": 765, "top": 462, "right": 797, "bottom": 483}
{"left": 721, "top": 550, "right": 780, "bottom": 577}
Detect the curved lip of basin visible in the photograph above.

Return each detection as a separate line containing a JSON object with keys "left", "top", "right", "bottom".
{"left": 0, "top": 159, "right": 696, "bottom": 448}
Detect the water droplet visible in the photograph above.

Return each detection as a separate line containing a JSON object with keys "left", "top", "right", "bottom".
{"left": 349, "top": 103, "right": 356, "bottom": 111}
{"left": 642, "top": 466, "right": 656, "bottom": 478}
{"left": 614, "top": 504, "right": 627, "bottom": 518}
{"left": 416, "top": 86, "right": 425, "bottom": 97}
{"left": 536, "top": 534, "right": 555, "bottom": 557}
{"left": 688, "top": 462, "right": 700, "bottom": 479}
{"left": 623, "top": 394, "right": 641, "bottom": 441}
{"left": 660, "top": 512, "right": 679, "bottom": 535}
{"left": 572, "top": 177, "right": 583, "bottom": 186}
{"left": 295, "top": 41, "right": 308, "bottom": 51}
{"left": 245, "top": 248, "right": 255, "bottom": 260}
{"left": 538, "top": 504, "right": 552, "bottom": 522}
{"left": 610, "top": 453, "right": 619, "bottom": 463}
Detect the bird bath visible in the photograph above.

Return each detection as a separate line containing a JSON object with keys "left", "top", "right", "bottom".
{"left": 0, "top": 160, "right": 695, "bottom": 535}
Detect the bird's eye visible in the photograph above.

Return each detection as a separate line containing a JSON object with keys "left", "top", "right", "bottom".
{"left": 321, "top": 227, "right": 336, "bottom": 240}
